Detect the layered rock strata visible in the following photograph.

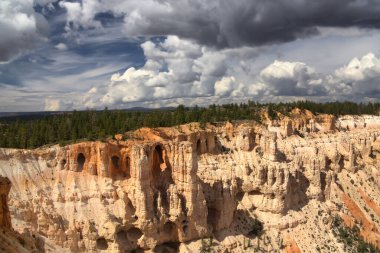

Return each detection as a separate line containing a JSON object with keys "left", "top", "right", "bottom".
{"left": 0, "top": 110, "right": 380, "bottom": 252}
{"left": 0, "top": 176, "right": 42, "bottom": 253}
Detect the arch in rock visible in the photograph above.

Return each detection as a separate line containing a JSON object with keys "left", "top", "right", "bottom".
{"left": 152, "top": 145, "right": 172, "bottom": 188}
{"left": 152, "top": 146, "right": 163, "bottom": 180}
{"left": 96, "top": 237, "right": 108, "bottom": 250}
{"left": 151, "top": 145, "right": 173, "bottom": 211}
{"left": 154, "top": 145, "right": 164, "bottom": 164}
{"left": 77, "top": 153, "right": 85, "bottom": 172}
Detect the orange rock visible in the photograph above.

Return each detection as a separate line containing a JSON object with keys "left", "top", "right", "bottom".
{"left": 0, "top": 176, "right": 11, "bottom": 228}
{"left": 283, "top": 238, "right": 302, "bottom": 253}
{"left": 0, "top": 114, "right": 379, "bottom": 252}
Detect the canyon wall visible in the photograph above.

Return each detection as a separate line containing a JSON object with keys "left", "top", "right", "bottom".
{"left": 0, "top": 176, "right": 43, "bottom": 253}
{"left": 0, "top": 111, "right": 380, "bottom": 252}
{"left": 0, "top": 176, "right": 11, "bottom": 229}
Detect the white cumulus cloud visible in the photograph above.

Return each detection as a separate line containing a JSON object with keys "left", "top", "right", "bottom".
{"left": 259, "top": 60, "right": 326, "bottom": 96}
{"left": 81, "top": 35, "right": 380, "bottom": 108}
{"left": 83, "top": 36, "right": 232, "bottom": 108}
{"left": 332, "top": 53, "right": 380, "bottom": 97}
{"left": 82, "top": 36, "right": 339, "bottom": 108}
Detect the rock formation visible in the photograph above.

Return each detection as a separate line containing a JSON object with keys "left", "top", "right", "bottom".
{"left": 0, "top": 176, "right": 42, "bottom": 253}
{"left": 0, "top": 110, "right": 380, "bottom": 252}
{"left": 0, "top": 176, "right": 11, "bottom": 229}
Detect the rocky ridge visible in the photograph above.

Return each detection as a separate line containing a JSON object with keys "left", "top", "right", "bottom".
{"left": 0, "top": 176, "right": 41, "bottom": 253}
{"left": 0, "top": 110, "right": 380, "bottom": 252}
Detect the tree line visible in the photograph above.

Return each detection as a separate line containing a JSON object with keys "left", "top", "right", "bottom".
{"left": 0, "top": 101, "right": 379, "bottom": 149}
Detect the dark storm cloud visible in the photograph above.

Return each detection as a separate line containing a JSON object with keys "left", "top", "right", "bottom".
{"left": 118, "top": 0, "right": 380, "bottom": 48}
{"left": 0, "top": 0, "right": 57, "bottom": 62}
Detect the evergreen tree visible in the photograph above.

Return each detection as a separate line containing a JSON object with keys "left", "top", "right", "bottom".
{"left": 0, "top": 101, "right": 379, "bottom": 149}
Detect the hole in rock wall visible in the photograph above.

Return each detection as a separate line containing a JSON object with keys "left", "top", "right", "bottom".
{"left": 116, "top": 230, "right": 128, "bottom": 245}
{"left": 152, "top": 145, "right": 173, "bottom": 211}
{"left": 77, "top": 153, "right": 85, "bottom": 172}
{"left": 127, "top": 227, "right": 143, "bottom": 241}
{"left": 325, "top": 157, "right": 332, "bottom": 169}
{"left": 60, "top": 159, "right": 66, "bottom": 170}
{"left": 96, "top": 237, "right": 108, "bottom": 250}
{"left": 125, "top": 156, "right": 131, "bottom": 178}
{"left": 112, "top": 156, "right": 120, "bottom": 170}
{"left": 178, "top": 194, "right": 187, "bottom": 215}
{"left": 196, "top": 139, "right": 201, "bottom": 155}
{"left": 155, "top": 145, "right": 164, "bottom": 164}
{"left": 207, "top": 207, "right": 220, "bottom": 232}
{"left": 163, "top": 221, "right": 178, "bottom": 238}
{"left": 152, "top": 145, "right": 173, "bottom": 189}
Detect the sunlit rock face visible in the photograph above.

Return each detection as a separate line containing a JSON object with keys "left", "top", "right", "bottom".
{"left": 1, "top": 110, "right": 380, "bottom": 252}
{"left": 0, "top": 176, "right": 42, "bottom": 253}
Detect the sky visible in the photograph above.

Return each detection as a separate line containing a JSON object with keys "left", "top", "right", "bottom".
{"left": 1, "top": 0, "right": 380, "bottom": 112}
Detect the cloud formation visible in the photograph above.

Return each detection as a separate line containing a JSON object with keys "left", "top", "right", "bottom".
{"left": 259, "top": 61, "right": 326, "bottom": 96}
{"left": 0, "top": 0, "right": 52, "bottom": 62}
{"left": 81, "top": 36, "right": 380, "bottom": 109}
{"left": 332, "top": 53, "right": 380, "bottom": 97}
{"left": 60, "top": 0, "right": 380, "bottom": 48}
{"left": 2, "top": 0, "right": 380, "bottom": 111}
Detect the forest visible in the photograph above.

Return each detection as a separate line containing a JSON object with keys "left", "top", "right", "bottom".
{"left": 0, "top": 101, "right": 379, "bottom": 149}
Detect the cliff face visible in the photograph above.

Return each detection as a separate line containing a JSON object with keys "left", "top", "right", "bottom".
{"left": 0, "top": 176, "right": 11, "bottom": 229}
{"left": 0, "top": 111, "right": 380, "bottom": 252}
{"left": 0, "top": 176, "right": 41, "bottom": 253}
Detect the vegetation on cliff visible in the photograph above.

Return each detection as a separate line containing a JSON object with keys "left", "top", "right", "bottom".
{"left": 0, "top": 101, "right": 379, "bottom": 149}
{"left": 332, "top": 216, "right": 380, "bottom": 253}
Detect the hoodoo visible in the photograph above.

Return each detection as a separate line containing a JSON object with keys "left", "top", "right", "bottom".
{"left": 0, "top": 110, "right": 380, "bottom": 252}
